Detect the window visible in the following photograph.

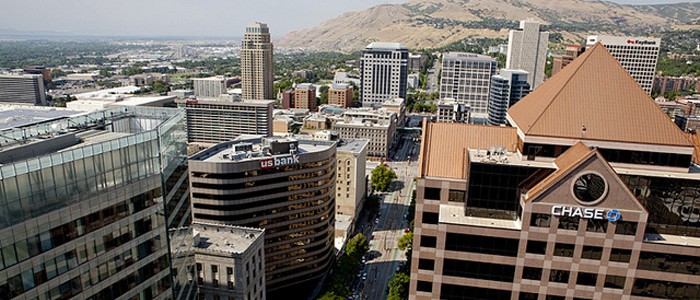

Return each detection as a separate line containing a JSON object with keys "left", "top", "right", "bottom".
{"left": 615, "top": 221, "right": 637, "bottom": 235}
{"left": 444, "top": 233, "right": 519, "bottom": 257}
{"left": 546, "top": 296, "right": 565, "bottom": 300}
{"left": 522, "top": 267, "right": 542, "bottom": 281}
{"left": 581, "top": 246, "right": 603, "bottom": 260}
{"left": 553, "top": 243, "right": 575, "bottom": 257}
{"left": 604, "top": 275, "right": 625, "bottom": 289}
{"left": 557, "top": 217, "right": 579, "bottom": 230}
{"left": 530, "top": 213, "right": 551, "bottom": 227}
{"left": 416, "top": 281, "right": 432, "bottom": 292}
{"left": 422, "top": 212, "right": 439, "bottom": 224}
{"left": 549, "top": 269, "right": 570, "bottom": 284}
{"left": 586, "top": 219, "right": 608, "bottom": 233}
{"left": 448, "top": 190, "right": 465, "bottom": 202}
{"left": 577, "top": 272, "right": 597, "bottom": 286}
{"left": 424, "top": 187, "right": 441, "bottom": 200}
{"left": 418, "top": 259, "right": 434, "bottom": 270}
{"left": 609, "top": 249, "right": 631, "bottom": 263}
{"left": 526, "top": 241, "right": 547, "bottom": 255}
{"left": 420, "top": 235, "right": 437, "bottom": 248}
{"left": 440, "top": 283, "right": 511, "bottom": 300}
{"left": 443, "top": 259, "right": 515, "bottom": 282}
{"left": 519, "top": 292, "right": 538, "bottom": 300}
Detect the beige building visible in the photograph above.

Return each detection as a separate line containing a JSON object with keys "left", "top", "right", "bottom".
{"left": 382, "top": 97, "right": 406, "bottom": 127}
{"left": 328, "top": 83, "right": 353, "bottom": 108}
{"left": 336, "top": 139, "right": 369, "bottom": 218}
{"left": 194, "top": 76, "right": 227, "bottom": 99}
{"left": 507, "top": 20, "right": 549, "bottom": 88}
{"left": 333, "top": 108, "right": 397, "bottom": 159}
{"left": 294, "top": 83, "right": 317, "bottom": 111}
{"left": 587, "top": 35, "right": 660, "bottom": 95}
{"left": 241, "top": 23, "right": 274, "bottom": 100}
{"left": 409, "top": 44, "right": 700, "bottom": 300}
{"left": 193, "top": 223, "right": 265, "bottom": 300}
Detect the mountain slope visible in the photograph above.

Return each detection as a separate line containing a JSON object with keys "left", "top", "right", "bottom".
{"left": 276, "top": 0, "right": 698, "bottom": 52}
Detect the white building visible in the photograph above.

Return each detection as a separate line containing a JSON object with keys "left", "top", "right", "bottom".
{"left": 193, "top": 76, "right": 227, "bottom": 99}
{"left": 360, "top": 42, "right": 408, "bottom": 108}
{"left": 586, "top": 35, "right": 661, "bottom": 95}
{"left": 506, "top": 20, "right": 549, "bottom": 88}
{"left": 440, "top": 52, "right": 498, "bottom": 121}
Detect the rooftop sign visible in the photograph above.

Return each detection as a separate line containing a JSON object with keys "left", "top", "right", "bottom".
{"left": 260, "top": 155, "right": 300, "bottom": 169}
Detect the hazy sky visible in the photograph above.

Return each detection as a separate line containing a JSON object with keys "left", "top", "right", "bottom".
{"left": 0, "top": 0, "right": 695, "bottom": 38}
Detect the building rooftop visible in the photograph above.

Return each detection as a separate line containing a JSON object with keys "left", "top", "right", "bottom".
{"left": 382, "top": 98, "right": 405, "bottom": 107}
{"left": 193, "top": 222, "right": 263, "bottom": 255}
{"left": 74, "top": 86, "right": 141, "bottom": 100}
{"left": 295, "top": 83, "right": 315, "bottom": 90}
{"left": 338, "top": 139, "right": 369, "bottom": 154}
{"left": 107, "top": 95, "right": 177, "bottom": 107}
{"left": 191, "top": 137, "right": 335, "bottom": 164}
{"left": 507, "top": 43, "right": 690, "bottom": 148}
{"left": 365, "top": 42, "right": 407, "bottom": 51}
{"left": 330, "top": 83, "right": 350, "bottom": 90}
{"left": 0, "top": 105, "right": 83, "bottom": 131}
{"left": 439, "top": 204, "right": 521, "bottom": 230}
{"left": 175, "top": 98, "right": 274, "bottom": 105}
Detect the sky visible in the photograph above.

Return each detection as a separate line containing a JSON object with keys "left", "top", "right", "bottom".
{"left": 0, "top": 0, "right": 696, "bottom": 38}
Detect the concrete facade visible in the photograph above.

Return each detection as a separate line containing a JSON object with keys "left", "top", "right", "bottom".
{"left": 507, "top": 20, "right": 549, "bottom": 88}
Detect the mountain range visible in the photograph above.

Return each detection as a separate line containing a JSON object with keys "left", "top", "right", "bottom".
{"left": 276, "top": 0, "right": 700, "bottom": 52}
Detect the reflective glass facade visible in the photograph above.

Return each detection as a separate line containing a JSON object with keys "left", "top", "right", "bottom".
{"left": 0, "top": 107, "right": 195, "bottom": 300}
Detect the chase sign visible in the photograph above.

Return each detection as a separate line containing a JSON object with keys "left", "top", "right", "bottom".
{"left": 551, "top": 205, "right": 621, "bottom": 222}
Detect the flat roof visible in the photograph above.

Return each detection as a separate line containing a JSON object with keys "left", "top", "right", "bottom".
{"left": 366, "top": 42, "right": 407, "bottom": 50}
{"left": 338, "top": 139, "right": 369, "bottom": 154}
{"left": 0, "top": 106, "right": 83, "bottom": 130}
{"left": 439, "top": 204, "right": 521, "bottom": 230}
{"left": 108, "top": 95, "right": 176, "bottom": 107}
{"left": 443, "top": 52, "right": 496, "bottom": 61}
{"left": 193, "top": 222, "right": 263, "bottom": 255}
{"left": 74, "top": 86, "right": 140, "bottom": 99}
{"left": 644, "top": 233, "right": 700, "bottom": 248}
{"left": 196, "top": 137, "right": 335, "bottom": 164}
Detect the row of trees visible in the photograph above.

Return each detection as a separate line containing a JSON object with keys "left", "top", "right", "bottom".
{"left": 318, "top": 233, "right": 369, "bottom": 299}
{"left": 388, "top": 188, "right": 417, "bottom": 299}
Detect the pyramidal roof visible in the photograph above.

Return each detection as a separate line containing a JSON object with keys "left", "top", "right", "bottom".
{"left": 507, "top": 43, "right": 692, "bottom": 147}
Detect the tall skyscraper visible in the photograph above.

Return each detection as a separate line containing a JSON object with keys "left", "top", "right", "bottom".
{"left": 409, "top": 43, "right": 699, "bottom": 300}
{"left": 487, "top": 69, "right": 530, "bottom": 126}
{"left": 241, "top": 22, "right": 274, "bottom": 100}
{"left": 0, "top": 107, "right": 195, "bottom": 300}
{"left": 506, "top": 20, "right": 549, "bottom": 88}
{"left": 0, "top": 74, "right": 47, "bottom": 105}
{"left": 440, "top": 52, "right": 498, "bottom": 121}
{"left": 360, "top": 42, "right": 408, "bottom": 108}
{"left": 586, "top": 35, "right": 661, "bottom": 95}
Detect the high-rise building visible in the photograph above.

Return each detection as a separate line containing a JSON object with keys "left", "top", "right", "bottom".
{"left": 193, "top": 222, "right": 265, "bottom": 300}
{"left": 0, "top": 107, "right": 195, "bottom": 300}
{"left": 552, "top": 44, "right": 585, "bottom": 76}
{"left": 294, "top": 83, "right": 317, "bottom": 111}
{"left": 486, "top": 69, "right": 530, "bottom": 126}
{"left": 587, "top": 35, "right": 660, "bottom": 95}
{"left": 506, "top": 20, "right": 549, "bottom": 88}
{"left": 360, "top": 42, "right": 408, "bottom": 108}
{"left": 328, "top": 84, "right": 353, "bottom": 108}
{"left": 409, "top": 44, "right": 700, "bottom": 300}
{"left": 335, "top": 139, "right": 369, "bottom": 219}
{"left": 175, "top": 98, "right": 274, "bottom": 144}
{"left": 440, "top": 52, "right": 498, "bottom": 121}
{"left": 0, "top": 74, "right": 47, "bottom": 105}
{"left": 193, "top": 76, "right": 227, "bottom": 99}
{"left": 435, "top": 99, "right": 470, "bottom": 124}
{"left": 188, "top": 137, "right": 336, "bottom": 294}
{"left": 241, "top": 22, "right": 274, "bottom": 100}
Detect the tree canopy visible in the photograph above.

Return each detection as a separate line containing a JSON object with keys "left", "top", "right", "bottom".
{"left": 371, "top": 164, "right": 397, "bottom": 192}
{"left": 387, "top": 272, "right": 410, "bottom": 300}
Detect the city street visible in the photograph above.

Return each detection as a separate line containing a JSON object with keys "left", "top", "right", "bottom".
{"left": 355, "top": 133, "right": 420, "bottom": 300}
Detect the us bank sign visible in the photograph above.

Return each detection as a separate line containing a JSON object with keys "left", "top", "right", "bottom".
{"left": 260, "top": 155, "right": 300, "bottom": 169}
{"left": 551, "top": 205, "right": 621, "bottom": 222}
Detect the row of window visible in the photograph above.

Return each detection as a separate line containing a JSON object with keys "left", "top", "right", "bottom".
{"left": 530, "top": 213, "right": 637, "bottom": 235}
{"left": 523, "top": 267, "right": 625, "bottom": 288}
{"left": 525, "top": 240, "right": 632, "bottom": 262}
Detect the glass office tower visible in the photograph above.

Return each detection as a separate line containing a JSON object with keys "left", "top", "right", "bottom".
{"left": 0, "top": 107, "right": 195, "bottom": 300}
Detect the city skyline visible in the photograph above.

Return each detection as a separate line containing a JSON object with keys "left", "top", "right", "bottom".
{"left": 0, "top": 0, "right": 693, "bottom": 38}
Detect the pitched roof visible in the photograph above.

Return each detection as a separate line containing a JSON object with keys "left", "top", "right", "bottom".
{"left": 507, "top": 43, "right": 692, "bottom": 147}
{"left": 419, "top": 122, "right": 517, "bottom": 179}
{"left": 526, "top": 142, "right": 596, "bottom": 200}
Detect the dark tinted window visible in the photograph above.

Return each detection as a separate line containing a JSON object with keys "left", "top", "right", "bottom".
{"left": 416, "top": 281, "right": 432, "bottom": 292}
{"left": 420, "top": 235, "right": 437, "bottom": 248}
{"left": 418, "top": 259, "right": 434, "bottom": 270}
{"left": 557, "top": 217, "right": 579, "bottom": 230}
{"left": 637, "top": 251, "right": 700, "bottom": 275}
{"left": 526, "top": 240, "right": 547, "bottom": 255}
{"left": 522, "top": 267, "right": 542, "bottom": 281}
{"left": 440, "top": 283, "right": 512, "bottom": 300}
{"left": 422, "top": 212, "right": 439, "bottom": 224}
{"left": 581, "top": 246, "right": 603, "bottom": 260}
{"left": 424, "top": 187, "right": 441, "bottom": 200}
{"left": 632, "top": 278, "right": 700, "bottom": 299}
{"left": 448, "top": 190, "right": 465, "bottom": 202}
{"left": 585, "top": 219, "right": 608, "bottom": 233}
{"left": 553, "top": 243, "right": 574, "bottom": 257}
{"left": 519, "top": 292, "right": 538, "bottom": 300}
{"left": 604, "top": 275, "right": 626, "bottom": 289}
{"left": 466, "top": 164, "right": 539, "bottom": 220}
{"left": 445, "top": 233, "right": 519, "bottom": 257}
{"left": 609, "top": 249, "right": 631, "bottom": 263}
{"left": 615, "top": 221, "right": 637, "bottom": 235}
{"left": 443, "top": 259, "right": 515, "bottom": 282}
{"left": 549, "top": 269, "right": 570, "bottom": 284}
{"left": 530, "top": 213, "right": 551, "bottom": 228}
{"left": 576, "top": 272, "right": 597, "bottom": 286}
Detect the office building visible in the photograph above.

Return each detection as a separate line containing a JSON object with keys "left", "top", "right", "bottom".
{"left": 587, "top": 35, "right": 661, "bottom": 95}
{"left": 335, "top": 139, "right": 369, "bottom": 219}
{"left": 294, "top": 83, "right": 317, "bottom": 111}
{"left": 281, "top": 90, "right": 294, "bottom": 109}
{"left": 333, "top": 108, "right": 397, "bottom": 159}
{"left": 655, "top": 75, "right": 699, "bottom": 95}
{"left": 487, "top": 69, "right": 531, "bottom": 126}
{"left": 0, "top": 107, "right": 195, "bottom": 300}
{"left": 176, "top": 98, "right": 274, "bottom": 144}
{"left": 408, "top": 54, "right": 427, "bottom": 72}
{"left": 440, "top": 52, "right": 498, "bottom": 120}
{"left": 506, "top": 20, "right": 549, "bottom": 88}
{"left": 435, "top": 99, "right": 470, "bottom": 124}
{"left": 409, "top": 43, "right": 700, "bottom": 300}
{"left": 193, "top": 76, "right": 227, "bottom": 99}
{"left": 328, "top": 84, "right": 353, "bottom": 108}
{"left": 360, "top": 42, "right": 408, "bottom": 108}
{"left": 189, "top": 137, "right": 336, "bottom": 293}
{"left": 0, "top": 74, "right": 47, "bottom": 105}
{"left": 193, "top": 223, "right": 265, "bottom": 300}
{"left": 552, "top": 44, "right": 585, "bottom": 76}
{"left": 382, "top": 98, "right": 406, "bottom": 127}
{"left": 241, "top": 23, "right": 274, "bottom": 100}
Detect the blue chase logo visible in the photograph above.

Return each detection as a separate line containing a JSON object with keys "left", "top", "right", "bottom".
{"left": 606, "top": 209, "right": 621, "bottom": 222}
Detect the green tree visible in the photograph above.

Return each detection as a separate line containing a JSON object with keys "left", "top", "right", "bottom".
{"left": 397, "top": 232, "right": 413, "bottom": 252}
{"left": 346, "top": 233, "right": 369, "bottom": 257}
{"left": 319, "top": 85, "right": 330, "bottom": 105}
{"left": 371, "top": 164, "right": 397, "bottom": 192}
{"left": 51, "top": 69, "right": 66, "bottom": 79}
{"left": 387, "top": 272, "right": 410, "bottom": 299}
{"left": 152, "top": 80, "right": 170, "bottom": 94}
{"left": 318, "top": 292, "right": 344, "bottom": 300}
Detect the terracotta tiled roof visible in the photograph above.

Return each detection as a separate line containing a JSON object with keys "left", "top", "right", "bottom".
{"left": 507, "top": 43, "right": 692, "bottom": 147}
{"left": 687, "top": 132, "right": 700, "bottom": 165}
{"left": 526, "top": 142, "right": 595, "bottom": 200}
{"left": 419, "top": 122, "right": 517, "bottom": 179}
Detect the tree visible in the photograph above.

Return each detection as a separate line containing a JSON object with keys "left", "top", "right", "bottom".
{"left": 371, "top": 164, "right": 397, "bottom": 192}
{"left": 387, "top": 272, "right": 410, "bottom": 299}
{"left": 346, "top": 233, "right": 369, "bottom": 257}
{"left": 152, "top": 80, "right": 170, "bottom": 94}
{"left": 319, "top": 85, "right": 330, "bottom": 105}
{"left": 318, "top": 292, "right": 344, "bottom": 300}
{"left": 398, "top": 232, "right": 413, "bottom": 252}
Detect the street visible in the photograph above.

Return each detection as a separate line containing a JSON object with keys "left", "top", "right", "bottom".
{"left": 354, "top": 133, "right": 420, "bottom": 300}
